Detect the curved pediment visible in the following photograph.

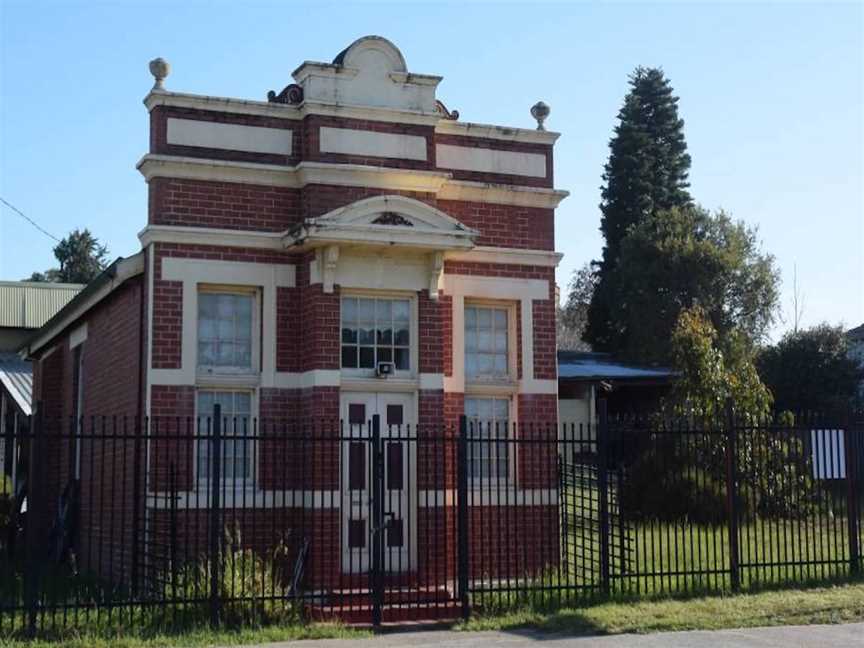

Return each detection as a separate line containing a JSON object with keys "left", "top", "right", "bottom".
{"left": 292, "top": 36, "right": 441, "bottom": 113}
{"left": 285, "top": 195, "right": 478, "bottom": 251}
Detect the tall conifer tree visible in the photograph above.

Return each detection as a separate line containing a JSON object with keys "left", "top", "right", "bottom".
{"left": 585, "top": 67, "right": 692, "bottom": 353}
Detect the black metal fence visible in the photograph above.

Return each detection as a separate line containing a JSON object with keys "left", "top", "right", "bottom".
{"left": 0, "top": 403, "right": 862, "bottom": 637}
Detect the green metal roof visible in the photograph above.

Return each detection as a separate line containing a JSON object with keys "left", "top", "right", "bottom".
{"left": 0, "top": 281, "right": 84, "bottom": 329}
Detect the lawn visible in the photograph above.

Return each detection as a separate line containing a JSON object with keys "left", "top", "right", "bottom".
{"left": 0, "top": 622, "right": 367, "bottom": 648}
{"left": 461, "top": 580, "right": 864, "bottom": 635}
{"left": 10, "top": 582, "right": 861, "bottom": 646}
{"left": 563, "top": 516, "right": 858, "bottom": 597}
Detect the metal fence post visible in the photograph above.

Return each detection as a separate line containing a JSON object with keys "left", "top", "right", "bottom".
{"left": 370, "top": 414, "right": 383, "bottom": 627}
{"left": 457, "top": 415, "right": 470, "bottom": 619}
{"left": 844, "top": 414, "right": 860, "bottom": 576}
{"left": 130, "top": 414, "right": 143, "bottom": 596}
{"left": 597, "top": 399, "right": 610, "bottom": 596}
{"left": 724, "top": 398, "right": 741, "bottom": 591}
{"left": 24, "top": 402, "right": 43, "bottom": 637}
{"left": 209, "top": 403, "right": 222, "bottom": 628}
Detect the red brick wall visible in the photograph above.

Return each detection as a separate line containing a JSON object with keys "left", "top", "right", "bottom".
{"left": 437, "top": 200, "right": 555, "bottom": 250}
{"left": 149, "top": 177, "right": 302, "bottom": 232}
{"left": 29, "top": 277, "right": 146, "bottom": 585}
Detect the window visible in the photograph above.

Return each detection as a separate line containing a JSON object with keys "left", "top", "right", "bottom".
{"left": 197, "top": 390, "right": 253, "bottom": 483}
{"left": 465, "top": 305, "right": 509, "bottom": 381}
{"left": 465, "top": 397, "right": 510, "bottom": 481}
{"left": 341, "top": 297, "right": 410, "bottom": 371}
{"left": 197, "top": 291, "right": 254, "bottom": 371}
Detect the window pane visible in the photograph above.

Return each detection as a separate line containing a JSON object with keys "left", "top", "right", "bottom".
{"left": 377, "top": 326, "right": 392, "bottom": 345}
{"left": 341, "top": 297, "right": 357, "bottom": 323}
{"left": 341, "top": 297, "right": 411, "bottom": 372}
{"left": 358, "top": 298, "right": 375, "bottom": 321}
{"left": 494, "top": 331, "right": 507, "bottom": 352}
{"left": 465, "top": 305, "right": 509, "bottom": 381}
{"left": 359, "top": 347, "right": 375, "bottom": 368}
{"left": 393, "top": 300, "right": 409, "bottom": 322}
{"left": 342, "top": 346, "right": 358, "bottom": 368}
{"left": 464, "top": 307, "right": 476, "bottom": 328}
{"left": 359, "top": 326, "right": 375, "bottom": 345}
{"left": 394, "top": 326, "right": 409, "bottom": 346}
{"left": 196, "top": 390, "right": 252, "bottom": 482}
{"left": 465, "top": 397, "right": 509, "bottom": 480}
{"left": 376, "top": 299, "right": 391, "bottom": 322}
{"left": 477, "top": 308, "right": 491, "bottom": 329}
{"left": 198, "top": 292, "right": 253, "bottom": 369}
{"left": 395, "top": 348, "right": 410, "bottom": 370}
{"left": 494, "top": 309, "right": 507, "bottom": 328}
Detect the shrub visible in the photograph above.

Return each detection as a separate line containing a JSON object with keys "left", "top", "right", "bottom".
{"left": 165, "top": 524, "right": 301, "bottom": 628}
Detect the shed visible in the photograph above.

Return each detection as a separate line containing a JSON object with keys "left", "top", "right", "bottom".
{"left": 557, "top": 351, "right": 674, "bottom": 429}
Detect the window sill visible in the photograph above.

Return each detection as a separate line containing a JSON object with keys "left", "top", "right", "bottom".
{"left": 465, "top": 381, "right": 518, "bottom": 396}
{"left": 196, "top": 371, "right": 261, "bottom": 388}
{"left": 341, "top": 375, "right": 418, "bottom": 392}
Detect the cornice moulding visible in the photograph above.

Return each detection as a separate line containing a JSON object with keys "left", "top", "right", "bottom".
{"left": 143, "top": 92, "right": 559, "bottom": 142}
{"left": 137, "top": 155, "right": 568, "bottom": 207}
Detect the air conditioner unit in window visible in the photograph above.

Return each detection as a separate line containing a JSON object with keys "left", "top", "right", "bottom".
{"left": 376, "top": 361, "right": 395, "bottom": 378}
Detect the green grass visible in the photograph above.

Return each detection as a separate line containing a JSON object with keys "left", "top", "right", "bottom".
{"left": 461, "top": 581, "right": 864, "bottom": 635}
{"left": 0, "top": 621, "right": 367, "bottom": 648}
{"left": 564, "top": 518, "right": 858, "bottom": 597}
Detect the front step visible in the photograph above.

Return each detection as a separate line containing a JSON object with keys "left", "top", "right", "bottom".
{"left": 308, "top": 602, "right": 462, "bottom": 624}
{"left": 307, "top": 586, "right": 461, "bottom": 624}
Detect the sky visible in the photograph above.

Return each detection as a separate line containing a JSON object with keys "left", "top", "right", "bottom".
{"left": 0, "top": 1, "right": 862, "bottom": 339}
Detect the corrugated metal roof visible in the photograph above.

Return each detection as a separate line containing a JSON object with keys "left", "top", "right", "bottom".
{"left": 0, "top": 351, "right": 32, "bottom": 415}
{"left": 0, "top": 281, "right": 84, "bottom": 329}
{"left": 558, "top": 351, "right": 674, "bottom": 381}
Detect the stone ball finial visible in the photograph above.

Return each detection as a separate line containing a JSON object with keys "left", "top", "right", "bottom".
{"left": 149, "top": 57, "right": 170, "bottom": 91}
{"left": 530, "top": 101, "right": 550, "bottom": 131}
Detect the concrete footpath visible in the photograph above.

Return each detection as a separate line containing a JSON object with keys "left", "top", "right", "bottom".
{"left": 243, "top": 623, "right": 864, "bottom": 648}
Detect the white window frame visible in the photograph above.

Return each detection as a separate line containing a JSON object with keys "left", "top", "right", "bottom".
{"left": 194, "top": 388, "right": 258, "bottom": 489}
{"left": 464, "top": 300, "right": 518, "bottom": 388}
{"left": 463, "top": 300, "right": 518, "bottom": 486}
{"left": 464, "top": 395, "right": 515, "bottom": 485}
{"left": 196, "top": 285, "right": 261, "bottom": 378}
{"left": 339, "top": 290, "right": 418, "bottom": 380}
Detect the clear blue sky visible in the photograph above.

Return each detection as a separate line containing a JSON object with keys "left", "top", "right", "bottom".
{"left": 1, "top": 1, "right": 861, "bottom": 338}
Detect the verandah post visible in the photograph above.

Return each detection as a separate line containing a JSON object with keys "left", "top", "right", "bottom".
{"left": 457, "top": 415, "right": 470, "bottom": 620}
{"left": 209, "top": 403, "right": 222, "bottom": 628}
{"left": 724, "top": 398, "right": 741, "bottom": 591}
{"left": 597, "top": 398, "right": 610, "bottom": 597}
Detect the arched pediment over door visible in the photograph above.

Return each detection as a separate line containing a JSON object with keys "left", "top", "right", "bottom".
{"left": 283, "top": 195, "right": 479, "bottom": 299}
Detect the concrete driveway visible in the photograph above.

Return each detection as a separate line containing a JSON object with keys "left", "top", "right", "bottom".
{"left": 245, "top": 623, "right": 864, "bottom": 648}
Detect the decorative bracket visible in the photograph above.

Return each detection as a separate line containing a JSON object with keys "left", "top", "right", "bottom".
{"left": 428, "top": 251, "right": 444, "bottom": 301}
{"left": 322, "top": 245, "right": 340, "bottom": 294}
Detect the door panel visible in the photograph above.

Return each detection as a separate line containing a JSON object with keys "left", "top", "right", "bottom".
{"left": 340, "top": 391, "right": 414, "bottom": 573}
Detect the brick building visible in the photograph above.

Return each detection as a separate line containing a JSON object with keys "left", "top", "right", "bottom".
{"left": 25, "top": 36, "right": 567, "bottom": 602}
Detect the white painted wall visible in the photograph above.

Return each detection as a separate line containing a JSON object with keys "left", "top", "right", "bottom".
{"left": 166, "top": 118, "right": 293, "bottom": 155}
{"left": 436, "top": 144, "right": 547, "bottom": 178}
{"left": 320, "top": 127, "right": 427, "bottom": 161}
